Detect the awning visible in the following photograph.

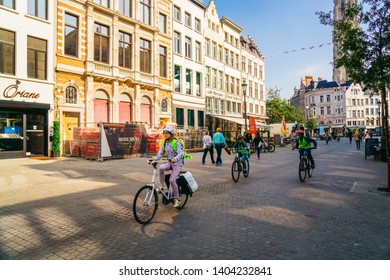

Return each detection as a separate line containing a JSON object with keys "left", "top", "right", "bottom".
{"left": 256, "top": 121, "right": 270, "bottom": 130}
{"left": 331, "top": 125, "right": 345, "bottom": 128}
{"left": 215, "top": 115, "right": 245, "bottom": 126}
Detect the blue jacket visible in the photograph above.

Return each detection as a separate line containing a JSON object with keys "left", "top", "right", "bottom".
{"left": 213, "top": 132, "right": 227, "bottom": 146}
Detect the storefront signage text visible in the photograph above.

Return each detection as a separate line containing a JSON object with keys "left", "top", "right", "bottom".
{"left": 3, "top": 82, "right": 40, "bottom": 100}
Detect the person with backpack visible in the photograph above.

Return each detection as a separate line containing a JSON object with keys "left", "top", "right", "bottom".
{"left": 354, "top": 129, "right": 362, "bottom": 150}
{"left": 295, "top": 128, "right": 317, "bottom": 168}
{"left": 153, "top": 127, "right": 183, "bottom": 208}
{"left": 213, "top": 128, "right": 227, "bottom": 166}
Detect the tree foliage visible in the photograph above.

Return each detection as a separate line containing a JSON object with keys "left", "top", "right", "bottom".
{"left": 266, "top": 87, "right": 305, "bottom": 124}
{"left": 318, "top": 0, "right": 390, "bottom": 188}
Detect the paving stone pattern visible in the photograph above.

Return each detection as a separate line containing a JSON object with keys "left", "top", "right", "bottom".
{"left": 0, "top": 138, "right": 389, "bottom": 260}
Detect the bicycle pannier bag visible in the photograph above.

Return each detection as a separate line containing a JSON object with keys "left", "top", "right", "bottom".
{"left": 176, "top": 171, "right": 198, "bottom": 196}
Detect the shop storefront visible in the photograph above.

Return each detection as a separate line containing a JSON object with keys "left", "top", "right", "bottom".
{"left": 0, "top": 79, "right": 53, "bottom": 159}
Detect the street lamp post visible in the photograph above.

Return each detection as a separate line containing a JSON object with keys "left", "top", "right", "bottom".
{"left": 242, "top": 81, "right": 248, "bottom": 131}
{"left": 378, "top": 100, "right": 382, "bottom": 128}
{"left": 305, "top": 104, "right": 309, "bottom": 135}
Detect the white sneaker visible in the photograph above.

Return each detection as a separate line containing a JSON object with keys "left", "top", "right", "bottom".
{"left": 173, "top": 198, "right": 181, "bottom": 208}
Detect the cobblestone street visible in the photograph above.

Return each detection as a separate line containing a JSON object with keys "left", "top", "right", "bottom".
{"left": 0, "top": 138, "right": 389, "bottom": 260}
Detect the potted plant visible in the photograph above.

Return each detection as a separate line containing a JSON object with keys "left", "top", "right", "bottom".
{"left": 51, "top": 121, "right": 61, "bottom": 157}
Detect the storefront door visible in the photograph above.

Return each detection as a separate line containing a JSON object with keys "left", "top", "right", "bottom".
{"left": 26, "top": 113, "right": 46, "bottom": 156}
{"left": 62, "top": 112, "right": 80, "bottom": 155}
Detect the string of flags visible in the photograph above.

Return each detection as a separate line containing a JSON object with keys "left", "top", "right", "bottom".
{"left": 264, "top": 42, "right": 333, "bottom": 58}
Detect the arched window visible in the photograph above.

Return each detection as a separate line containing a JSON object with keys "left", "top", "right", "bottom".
{"left": 140, "top": 96, "right": 151, "bottom": 124}
{"left": 94, "top": 90, "right": 109, "bottom": 125}
{"left": 65, "top": 86, "right": 77, "bottom": 104}
{"left": 119, "top": 93, "right": 132, "bottom": 123}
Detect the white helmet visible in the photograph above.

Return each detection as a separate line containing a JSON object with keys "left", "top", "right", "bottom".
{"left": 163, "top": 126, "right": 175, "bottom": 134}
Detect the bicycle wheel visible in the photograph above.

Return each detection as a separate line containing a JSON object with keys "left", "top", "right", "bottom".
{"left": 268, "top": 143, "right": 275, "bottom": 152}
{"left": 133, "top": 185, "right": 158, "bottom": 224}
{"left": 177, "top": 186, "right": 189, "bottom": 209}
{"left": 299, "top": 159, "right": 307, "bottom": 182}
{"left": 243, "top": 158, "right": 250, "bottom": 177}
{"left": 308, "top": 161, "right": 314, "bottom": 177}
{"left": 231, "top": 160, "right": 241, "bottom": 182}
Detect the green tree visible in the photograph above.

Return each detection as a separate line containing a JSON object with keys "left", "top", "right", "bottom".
{"left": 51, "top": 121, "right": 61, "bottom": 157}
{"left": 317, "top": 0, "right": 390, "bottom": 189}
{"left": 266, "top": 87, "right": 305, "bottom": 124}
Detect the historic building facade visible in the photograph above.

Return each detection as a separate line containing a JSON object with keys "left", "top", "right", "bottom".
{"left": 240, "top": 34, "right": 267, "bottom": 128}
{"left": 0, "top": 0, "right": 55, "bottom": 158}
{"left": 55, "top": 0, "right": 173, "bottom": 153}
{"left": 172, "top": 0, "right": 205, "bottom": 129}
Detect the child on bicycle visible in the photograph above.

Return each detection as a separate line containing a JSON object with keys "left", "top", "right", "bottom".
{"left": 153, "top": 126, "right": 184, "bottom": 208}
{"left": 295, "top": 129, "right": 317, "bottom": 168}
{"left": 233, "top": 135, "right": 250, "bottom": 175}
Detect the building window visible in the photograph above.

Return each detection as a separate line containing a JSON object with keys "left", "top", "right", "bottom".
{"left": 254, "top": 63, "right": 258, "bottom": 77}
{"left": 0, "top": 0, "right": 15, "bottom": 9}
{"left": 159, "top": 46, "right": 167, "bottom": 77}
{"left": 176, "top": 108, "right": 184, "bottom": 126}
{"left": 242, "top": 57, "right": 246, "bottom": 72}
{"left": 327, "top": 95, "right": 330, "bottom": 102}
{"left": 119, "top": 31, "right": 132, "bottom": 69}
{"left": 236, "top": 54, "right": 239, "bottom": 69}
{"left": 93, "top": 0, "right": 109, "bottom": 7}
{"left": 28, "top": 0, "right": 47, "bottom": 20}
{"left": 212, "top": 42, "right": 217, "bottom": 59}
{"left": 161, "top": 99, "right": 168, "bottom": 112}
{"left": 186, "top": 69, "right": 192, "bottom": 94}
{"left": 185, "top": 12, "right": 191, "bottom": 27}
{"left": 118, "top": 0, "right": 131, "bottom": 17}
{"left": 185, "top": 37, "right": 191, "bottom": 58}
{"left": 230, "top": 51, "right": 234, "bottom": 66}
{"left": 327, "top": 106, "right": 331, "bottom": 114}
{"left": 188, "top": 109, "right": 194, "bottom": 127}
{"left": 27, "top": 36, "right": 47, "bottom": 80}
{"left": 206, "top": 97, "right": 212, "bottom": 114}
{"left": 225, "top": 74, "right": 229, "bottom": 92}
{"left": 173, "top": 5, "right": 181, "bottom": 21}
{"left": 140, "top": 38, "right": 151, "bottom": 73}
{"left": 174, "top": 65, "right": 181, "bottom": 92}
{"left": 64, "top": 13, "right": 78, "bottom": 57}
{"left": 174, "top": 31, "right": 181, "bottom": 54}
{"left": 159, "top": 13, "right": 167, "bottom": 33}
{"left": 94, "top": 23, "right": 109, "bottom": 63}
{"left": 219, "top": 71, "right": 223, "bottom": 90}
{"left": 0, "top": 29, "right": 15, "bottom": 75}
{"left": 205, "top": 67, "right": 210, "bottom": 87}
{"left": 205, "top": 38, "right": 210, "bottom": 56}
{"left": 224, "top": 48, "right": 229, "bottom": 64}
{"left": 255, "top": 83, "right": 259, "bottom": 99}
{"left": 65, "top": 86, "right": 77, "bottom": 104}
{"left": 195, "top": 41, "right": 201, "bottom": 62}
{"left": 248, "top": 60, "right": 252, "bottom": 74}
{"left": 230, "top": 77, "right": 234, "bottom": 94}
{"left": 236, "top": 78, "right": 240, "bottom": 94}
{"left": 195, "top": 18, "right": 201, "bottom": 32}
{"left": 139, "top": 0, "right": 150, "bottom": 25}
{"left": 219, "top": 45, "right": 223, "bottom": 61}
{"left": 198, "top": 111, "right": 204, "bottom": 127}
{"left": 212, "top": 69, "right": 217, "bottom": 88}
{"left": 196, "top": 72, "right": 201, "bottom": 96}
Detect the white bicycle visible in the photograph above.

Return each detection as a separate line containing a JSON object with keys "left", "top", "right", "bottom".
{"left": 132, "top": 160, "right": 190, "bottom": 224}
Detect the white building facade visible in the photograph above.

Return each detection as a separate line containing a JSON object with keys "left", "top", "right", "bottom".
{"left": 240, "top": 35, "right": 267, "bottom": 128}
{"left": 172, "top": 0, "right": 206, "bottom": 129}
{"left": 0, "top": 0, "right": 55, "bottom": 158}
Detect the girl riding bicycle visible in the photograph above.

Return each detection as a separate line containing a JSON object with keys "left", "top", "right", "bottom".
{"left": 295, "top": 129, "right": 317, "bottom": 168}
{"left": 233, "top": 135, "right": 250, "bottom": 175}
{"left": 153, "top": 127, "right": 184, "bottom": 208}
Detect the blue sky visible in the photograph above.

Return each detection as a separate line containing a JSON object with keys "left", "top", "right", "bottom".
{"left": 207, "top": 0, "right": 335, "bottom": 99}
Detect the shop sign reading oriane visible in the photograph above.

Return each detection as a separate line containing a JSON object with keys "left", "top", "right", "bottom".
{"left": 3, "top": 80, "right": 40, "bottom": 100}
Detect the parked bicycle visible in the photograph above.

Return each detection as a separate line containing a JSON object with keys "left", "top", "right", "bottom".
{"left": 231, "top": 148, "right": 250, "bottom": 182}
{"left": 132, "top": 160, "right": 190, "bottom": 224}
{"left": 298, "top": 147, "right": 317, "bottom": 182}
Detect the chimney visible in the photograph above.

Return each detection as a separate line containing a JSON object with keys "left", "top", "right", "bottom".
{"left": 305, "top": 76, "right": 313, "bottom": 87}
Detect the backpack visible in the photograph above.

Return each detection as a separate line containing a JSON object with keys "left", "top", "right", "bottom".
{"left": 161, "top": 138, "right": 192, "bottom": 163}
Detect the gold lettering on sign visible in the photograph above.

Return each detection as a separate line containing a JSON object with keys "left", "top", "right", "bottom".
{"left": 3, "top": 82, "right": 40, "bottom": 99}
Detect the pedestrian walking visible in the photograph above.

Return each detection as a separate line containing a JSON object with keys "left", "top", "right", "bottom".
{"left": 202, "top": 130, "right": 215, "bottom": 165}
{"left": 212, "top": 128, "right": 227, "bottom": 166}
{"left": 348, "top": 130, "right": 353, "bottom": 144}
{"left": 244, "top": 130, "right": 252, "bottom": 150}
{"left": 354, "top": 129, "right": 362, "bottom": 150}
{"left": 253, "top": 131, "right": 264, "bottom": 160}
